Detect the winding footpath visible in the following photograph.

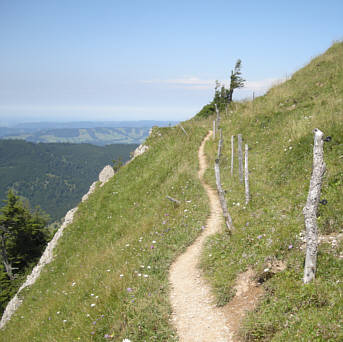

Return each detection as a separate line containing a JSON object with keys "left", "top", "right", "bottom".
{"left": 169, "top": 131, "right": 233, "bottom": 342}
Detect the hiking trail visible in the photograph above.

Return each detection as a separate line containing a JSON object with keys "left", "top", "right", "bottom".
{"left": 169, "top": 131, "right": 262, "bottom": 342}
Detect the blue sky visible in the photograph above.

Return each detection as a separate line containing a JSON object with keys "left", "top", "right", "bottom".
{"left": 0, "top": 0, "right": 342, "bottom": 124}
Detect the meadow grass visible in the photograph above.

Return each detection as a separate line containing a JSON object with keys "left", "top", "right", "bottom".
{"left": 0, "top": 121, "right": 210, "bottom": 341}
{"left": 201, "top": 41, "right": 343, "bottom": 341}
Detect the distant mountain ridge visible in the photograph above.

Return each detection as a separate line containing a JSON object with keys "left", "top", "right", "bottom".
{"left": 0, "top": 121, "right": 178, "bottom": 145}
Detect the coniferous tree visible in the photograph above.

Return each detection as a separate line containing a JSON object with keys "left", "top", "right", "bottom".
{"left": 0, "top": 190, "right": 49, "bottom": 277}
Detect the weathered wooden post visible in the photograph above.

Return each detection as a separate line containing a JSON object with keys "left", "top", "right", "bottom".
{"left": 244, "top": 144, "right": 250, "bottom": 204}
{"left": 179, "top": 124, "right": 188, "bottom": 136}
{"left": 213, "top": 120, "right": 216, "bottom": 140}
{"left": 214, "top": 131, "right": 234, "bottom": 232}
{"left": 238, "top": 134, "right": 243, "bottom": 183}
{"left": 303, "top": 128, "right": 326, "bottom": 284}
{"left": 215, "top": 160, "right": 234, "bottom": 233}
{"left": 231, "top": 135, "right": 234, "bottom": 177}
{"left": 217, "top": 129, "right": 223, "bottom": 159}
{"left": 215, "top": 103, "right": 220, "bottom": 127}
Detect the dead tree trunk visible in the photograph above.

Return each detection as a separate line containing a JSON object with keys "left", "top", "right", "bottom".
{"left": 231, "top": 135, "right": 234, "bottom": 177}
{"left": 244, "top": 144, "right": 250, "bottom": 204}
{"left": 213, "top": 120, "right": 216, "bottom": 140}
{"left": 238, "top": 134, "right": 243, "bottom": 183}
{"left": 0, "top": 227, "right": 14, "bottom": 280}
{"left": 215, "top": 159, "right": 234, "bottom": 233}
{"left": 303, "top": 128, "right": 326, "bottom": 284}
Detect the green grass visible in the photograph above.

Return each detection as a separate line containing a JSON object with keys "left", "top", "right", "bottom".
{"left": 0, "top": 122, "right": 210, "bottom": 341}
{"left": 201, "top": 41, "right": 343, "bottom": 341}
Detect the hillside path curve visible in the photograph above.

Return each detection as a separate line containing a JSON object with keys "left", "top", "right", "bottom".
{"left": 169, "top": 131, "right": 233, "bottom": 342}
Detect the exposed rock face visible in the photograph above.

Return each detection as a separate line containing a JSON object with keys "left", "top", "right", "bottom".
{"left": 98, "top": 165, "right": 115, "bottom": 187}
{"left": 132, "top": 144, "right": 149, "bottom": 159}
{"left": 82, "top": 181, "right": 97, "bottom": 202}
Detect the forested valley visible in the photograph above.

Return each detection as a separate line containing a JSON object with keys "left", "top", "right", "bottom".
{"left": 0, "top": 140, "right": 137, "bottom": 222}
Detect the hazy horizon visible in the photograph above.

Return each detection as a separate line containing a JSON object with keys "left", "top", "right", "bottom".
{"left": 1, "top": 1, "right": 342, "bottom": 124}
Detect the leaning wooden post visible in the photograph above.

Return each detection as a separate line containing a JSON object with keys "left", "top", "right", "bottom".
{"left": 179, "top": 124, "right": 189, "bottom": 136}
{"left": 303, "top": 128, "right": 326, "bottom": 284}
{"left": 238, "top": 134, "right": 243, "bottom": 183}
{"left": 230, "top": 135, "right": 234, "bottom": 176}
{"left": 213, "top": 120, "right": 216, "bottom": 140}
{"left": 244, "top": 144, "right": 250, "bottom": 204}
{"left": 215, "top": 158, "right": 234, "bottom": 233}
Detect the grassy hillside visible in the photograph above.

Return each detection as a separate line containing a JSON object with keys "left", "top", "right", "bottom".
{"left": 0, "top": 42, "right": 342, "bottom": 341}
{"left": 0, "top": 141, "right": 137, "bottom": 221}
{"left": 0, "top": 122, "right": 210, "bottom": 341}
{"left": 201, "top": 41, "right": 343, "bottom": 341}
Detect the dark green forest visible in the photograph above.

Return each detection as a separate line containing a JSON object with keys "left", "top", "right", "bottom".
{"left": 0, "top": 140, "right": 138, "bottom": 222}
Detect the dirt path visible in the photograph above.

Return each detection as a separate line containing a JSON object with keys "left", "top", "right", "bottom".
{"left": 169, "top": 131, "right": 232, "bottom": 342}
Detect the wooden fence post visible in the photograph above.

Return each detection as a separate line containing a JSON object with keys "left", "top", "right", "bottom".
{"left": 244, "top": 144, "right": 250, "bottom": 204}
{"left": 217, "top": 129, "right": 223, "bottom": 159}
{"left": 231, "top": 135, "right": 234, "bottom": 177}
{"left": 215, "top": 103, "right": 220, "bottom": 127}
{"left": 303, "top": 128, "right": 326, "bottom": 284}
{"left": 214, "top": 131, "right": 234, "bottom": 232}
{"left": 179, "top": 124, "right": 189, "bottom": 136}
{"left": 213, "top": 120, "right": 216, "bottom": 140}
{"left": 238, "top": 134, "right": 243, "bottom": 183}
{"left": 215, "top": 160, "right": 234, "bottom": 233}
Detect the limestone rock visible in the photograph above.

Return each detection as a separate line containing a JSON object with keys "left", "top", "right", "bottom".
{"left": 99, "top": 165, "right": 114, "bottom": 187}
{"left": 132, "top": 144, "right": 149, "bottom": 159}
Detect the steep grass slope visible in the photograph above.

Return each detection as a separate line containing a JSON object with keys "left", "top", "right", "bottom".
{"left": 0, "top": 122, "right": 210, "bottom": 341}
{"left": 201, "top": 41, "right": 343, "bottom": 341}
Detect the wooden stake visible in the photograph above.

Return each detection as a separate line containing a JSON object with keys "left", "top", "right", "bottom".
{"left": 215, "top": 159, "right": 234, "bottom": 232}
{"left": 215, "top": 103, "right": 220, "bottom": 127}
{"left": 303, "top": 128, "right": 326, "bottom": 284}
{"left": 231, "top": 135, "right": 234, "bottom": 177}
{"left": 179, "top": 124, "right": 189, "bottom": 136}
{"left": 217, "top": 129, "right": 223, "bottom": 159}
{"left": 244, "top": 144, "right": 250, "bottom": 204}
{"left": 166, "top": 196, "right": 181, "bottom": 205}
{"left": 238, "top": 134, "right": 243, "bottom": 183}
